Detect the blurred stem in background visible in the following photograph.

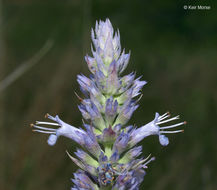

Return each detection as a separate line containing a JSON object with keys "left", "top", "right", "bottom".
{"left": 0, "top": 39, "right": 54, "bottom": 92}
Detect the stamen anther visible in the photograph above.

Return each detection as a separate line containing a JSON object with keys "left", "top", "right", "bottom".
{"left": 45, "top": 113, "right": 49, "bottom": 118}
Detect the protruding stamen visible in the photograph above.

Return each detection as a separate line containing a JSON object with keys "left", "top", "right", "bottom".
{"left": 161, "top": 130, "right": 184, "bottom": 134}
{"left": 36, "top": 121, "right": 59, "bottom": 126}
{"left": 81, "top": 119, "right": 86, "bottom": 126}
{"left": 141, "top": 154, "right": 151, "bottom": 164}
{"left": 132, "top": 154, "right": 151, "bottom": 169}
{"left": 143, "top": 156, "right": 156, "bottom": 168}
{"left": 33, "top": 125, "right": 57, "bottom": 131}
{"left": 157, "top": 115, "right": 180, "bottom": 125}
{"left": 45, "top": 114, "right": 56, "bottom": 121}
{"left": 132, "top": 154, "right": 155, "bottom": 170}
{"left": 160, "top": 121, "right": 185, "bottom": 129}
{"left": 32, "top": 129, "right": 56, "bottom": 134}
{"left": 158, "top": 112, "right": 169, "bottom": 119}
{"left": 158, "top": 112, "right": 170, "bottom": 121}
{"left": 74, "top": 91, "right": 83, "bottom": 102}
{"left": 135, "top": 94, "right": 143, "bottom": 103}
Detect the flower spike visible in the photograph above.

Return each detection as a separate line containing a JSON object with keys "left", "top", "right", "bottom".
{"left": 31, "top": 18, "right": 186, "bottom": 189}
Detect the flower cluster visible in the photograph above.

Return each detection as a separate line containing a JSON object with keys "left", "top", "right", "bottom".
{"left": 31, "top": 19, "right": 186, "bottom": 190}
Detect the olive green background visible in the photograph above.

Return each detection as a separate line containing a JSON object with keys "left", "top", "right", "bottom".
{"left": 1, "top": 0, "right": 217, "bottom": 189}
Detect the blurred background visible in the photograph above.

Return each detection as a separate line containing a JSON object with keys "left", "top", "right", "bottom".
{"left": 0, "top": 0, "right": 217, "bottom": 189}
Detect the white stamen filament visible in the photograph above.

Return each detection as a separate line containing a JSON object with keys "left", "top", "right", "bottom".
{"left": 143, "top": 156, "right": 156, "bottom": 167}
{"left": 158, "top": 112, "right": 170, "bottom": 121}
{"left": 158, "top": 112, "right": 168, "bottom": 119}
{"left": 33, "top": 129, "right": 56, "bottom": 134}
{"left": 157, "top": 115, "right": 179, "bottom": 125}
{"left": 160, "top": 122, "right": 185, "bottom": 129}
{"left": 132, "top": 154, "right": 152, "bottom": 169}
{"left": 160, "top": 130, "right": 183, "bottom": 134}
{"left": 142, "top": 154, "right": 151, "bottom": 163}
{"left": 36, "top": 121, "right": 59, "bottom": 126}
{"left": 33, "top": 125, "right": 57, "bottom": 131}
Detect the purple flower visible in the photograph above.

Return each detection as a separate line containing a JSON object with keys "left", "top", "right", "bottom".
{"left": 130, "top": 112, "right": 186, "bottom": 146}
{"left": 31, "top": 114, "right": 86, "bottom": 146}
